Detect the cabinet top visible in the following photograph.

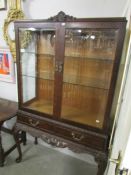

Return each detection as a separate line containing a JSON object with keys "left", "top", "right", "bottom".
{"left": 14, "top": 11, "right": 127, "bottom": 24}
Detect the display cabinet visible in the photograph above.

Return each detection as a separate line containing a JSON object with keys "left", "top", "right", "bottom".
{"left": 14, "top": 12, "right": 126, "bottom": 174}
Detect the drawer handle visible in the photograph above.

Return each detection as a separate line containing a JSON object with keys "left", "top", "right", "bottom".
{"left": 29, "top": 119, "right": 39, "bottom": 127}
{"left": 71, "top": 132, "right": 84, "bottom": 141}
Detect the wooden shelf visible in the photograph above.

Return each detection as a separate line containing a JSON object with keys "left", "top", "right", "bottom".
{"left": 24, "top": 98, "right": 104, "bottom": 128}
{"left": 25, "top": 99, "right": 53, "bottom": 115}
{"left": 61, "top": 105, "right": 104, "bottom": 128}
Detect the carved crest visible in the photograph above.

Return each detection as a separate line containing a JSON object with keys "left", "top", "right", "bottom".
{"left": 48, "top": 11, "right": 76, "bottom": 22}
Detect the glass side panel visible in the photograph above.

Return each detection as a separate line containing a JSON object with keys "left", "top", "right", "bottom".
{"left": 19, "top": 28, "right": 56, "bottom": 115}
{"left": 61, "top": 28, "right": 118, "bottom": 128}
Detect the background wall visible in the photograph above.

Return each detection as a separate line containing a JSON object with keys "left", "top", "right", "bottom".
{"left": 22, "top": 0, "right": 127, "bottom": 19}
{"left": 0, "top": 0, "right": 130, "bottom": 101}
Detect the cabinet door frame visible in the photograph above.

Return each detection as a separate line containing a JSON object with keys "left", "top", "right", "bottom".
{"left": 58, "top": 21, "right": 126, "bottom": 134}
{"left": 15, "top": 22, "right": 63, "bottom": 118}
{"left": 15, "top": 19, "right": 126, "bottom": 134}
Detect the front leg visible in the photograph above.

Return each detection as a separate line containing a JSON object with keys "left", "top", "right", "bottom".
{"left": 13, "top": 126, "right": 22, "bottom": 163}
{"left": 95, "top": 156, "right": 108, "bottom": 175}
{"left": 21, "top": 131, "right": 27, "bottom": 145}
{"left": 0, "top": 125, "right": 4, "bottom": 167}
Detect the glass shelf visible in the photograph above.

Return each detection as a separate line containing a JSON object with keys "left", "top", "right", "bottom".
{"left": 20, "top": 50, "right": 55, "bottom": 58}
{"left": 65, "top": 50, "right": 116, "bottom": 61}
{"left": 65, "top": 55, "right": 114, "bottom": 62}
{"left": 20, "top": 50, "right": 114, "bottom": 63}
{"left": 21, "top": 73, "right": 110, "bottom": 90}
{"left": 21, "top": 74, "right": 54, "bottom": 81}
{"left": 63, "top": 76, "right": 110, "bottom": 90}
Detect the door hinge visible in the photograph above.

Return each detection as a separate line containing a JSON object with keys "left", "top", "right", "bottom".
{"left": 109, "top": 151, "right": 122, "bottom": 175}
{"left": 109, "top": 151, "right": 129, "bottom": 175}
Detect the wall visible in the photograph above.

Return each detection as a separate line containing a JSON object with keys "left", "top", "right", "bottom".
{"left": 22, "top": 0, "right": 127, "bottom": 19}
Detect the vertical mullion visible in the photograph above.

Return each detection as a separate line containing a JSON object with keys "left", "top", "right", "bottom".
{"left": 53, "top": 24, "right": 65, "bottom": 117}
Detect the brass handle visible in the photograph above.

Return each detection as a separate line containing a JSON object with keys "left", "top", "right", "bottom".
{"left": 29, "top": 119, "right": 39, "bottom": 127}
{"left": 71, "top": 132, "right": 84, "bottom": 141}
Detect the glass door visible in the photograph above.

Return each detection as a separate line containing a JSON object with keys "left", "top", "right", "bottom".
{"left": 18, "top": 27, "right": 56, "bottom": 116}
{"left": 61, "top": 28, "right": 119, "bottom": 128}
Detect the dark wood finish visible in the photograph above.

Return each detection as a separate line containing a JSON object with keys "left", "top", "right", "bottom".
{"left": 21, "top": 131, "right": 27, "bottom": 145}
{"left": 17, "top": 111, "right": 108, "bottom": 151}
{"left": 48, "top": 11, "right": 76, "bottom": 22}
{"left": 0, "top": 98, "right": 22, "bottom": 166}
{"left": 14, "top": 12, "right": 127, "bottom": 174}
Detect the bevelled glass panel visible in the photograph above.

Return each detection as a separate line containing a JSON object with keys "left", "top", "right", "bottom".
{"left": 61, "top": 28, "right": 118, "bottom": 128}
{"left": 19, "top": 28, "right": 56, "bottom": 115}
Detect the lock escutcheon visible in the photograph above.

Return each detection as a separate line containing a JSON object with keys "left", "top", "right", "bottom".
{"left": 55, "top": 61, "right": 63, "bottom": 73}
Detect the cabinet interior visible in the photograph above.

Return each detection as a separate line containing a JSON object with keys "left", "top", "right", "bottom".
{"left": 19, "top": 27, "right": 118, "bottom": 129}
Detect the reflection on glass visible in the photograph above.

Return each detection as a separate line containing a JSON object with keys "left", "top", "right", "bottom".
{"left": 19, "top": 28, "right": 55, "bottom": 115}
{"left": 65, "top": 29, "right": 118, "bottom": 59}
{"left": 61, "top": 29, "right": 118, "bottom": 128}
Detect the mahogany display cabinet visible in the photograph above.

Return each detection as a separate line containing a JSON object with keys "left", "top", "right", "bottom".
{"left": 14, "top": 12, "right": 127, "bottom": 174}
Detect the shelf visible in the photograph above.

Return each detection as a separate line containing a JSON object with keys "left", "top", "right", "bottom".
{"left": 65, "top": 48, "right": 116, "bottom": 61}
{"left": 63, "top": 75, "right": 110, "bottom": 90}
{"left": 24, "top": 99, "right": 104, "bottom": 129}
{"left": 21, "top": 74, "right": 54, "bottom": 81}
{"left": 65, "top": 55, "right": 114, "bottom": 63}
{"left": 61, "top": 105, "right": 104, "bottom": 128}
{"left": 21, "top": 73, "right": 110, "bottom": 90}
{"left": 24, "top": 99, "right": 53, "bottom": 115}
{"left": 20, "top": 50, "right": 114, "bottom": 62}
{"left": 20, "top": 50, "right": 55, "bottom": 58}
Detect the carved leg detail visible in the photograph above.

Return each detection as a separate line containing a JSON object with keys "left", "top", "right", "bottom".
{"left": 21, "top": 131, "right": 27, "bottom": 145}
{"left": 13, "top": 130, "right": 22, "bottom": 163}
{"left": 95, "top": 156, "right": 108, "bottom": 175}
{"left": 34, "top": 137, "right": 38, "bottom": 145}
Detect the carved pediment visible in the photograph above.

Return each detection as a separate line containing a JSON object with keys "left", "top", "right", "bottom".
{"left": 48, "top": 11, "right": 76, "bottom": 22}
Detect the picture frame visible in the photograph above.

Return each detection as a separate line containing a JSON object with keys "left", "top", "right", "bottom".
{"left": 0, "top": 0, "right": 6, "bottom": 10}
{"left": 0, "top": 49, "right": 15, "bottom": 83}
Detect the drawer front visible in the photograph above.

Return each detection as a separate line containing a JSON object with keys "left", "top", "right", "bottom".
{"left": 17, "top": 114, "right": 108, "bottom": 151}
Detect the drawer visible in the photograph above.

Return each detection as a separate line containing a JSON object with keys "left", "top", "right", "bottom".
{"left": 17, "top": 114, "right": 108, "bottom": 151}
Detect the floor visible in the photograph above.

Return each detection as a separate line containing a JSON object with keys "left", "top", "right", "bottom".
{"left": 1, "top": 132, "right": 98, "bottom": 175}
